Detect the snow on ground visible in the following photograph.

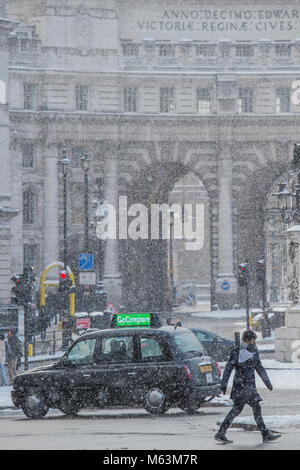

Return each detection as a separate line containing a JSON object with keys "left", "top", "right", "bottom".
{"left": 217, "top": 414, "right": 300, "bottom": 430}
{"left": 191, "top": 309, "right": 246, "bottom": 319}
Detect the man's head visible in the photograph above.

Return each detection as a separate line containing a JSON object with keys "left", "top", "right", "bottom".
{"left": 242, "top": 329, "right": 257, "bottom": 345}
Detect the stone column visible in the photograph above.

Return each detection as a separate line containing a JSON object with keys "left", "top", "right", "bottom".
{"left": 102, "top": 147, "right": 122, "bottom": 308}
{"left": 0, "top": 19, "right": 19, "bottom": 304}
{"left": 215, "top": 144, "right": 237, "bottom": 309}
{"left": 43, "top": 144, "right": 59, "bottom": 270}
{"left": 0, "top": 202, "right": 18, "bottom": 304}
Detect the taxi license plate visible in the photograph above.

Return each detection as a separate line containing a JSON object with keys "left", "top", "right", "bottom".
{"left": 200, "top": 365, "right": 212, "bottom": 372}
{"left": 206, "top": 373, "right": 213, "bottom": 383}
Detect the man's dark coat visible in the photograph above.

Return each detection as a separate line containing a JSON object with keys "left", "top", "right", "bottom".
{"left": 221, "top": 345, "right": 272, "bottom": 405}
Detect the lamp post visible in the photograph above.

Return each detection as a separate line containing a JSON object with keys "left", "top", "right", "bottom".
{"left": 273, "top": 144, "right": 300, "bottom": 224}
{"left": 58, "top": 147, "right": 71, "bottom": 349}
{"left": 58, "top": 147, "right": 70, "bottom": 272}
{"left": 81, "top": 153, "right": 91, "bottom": 252}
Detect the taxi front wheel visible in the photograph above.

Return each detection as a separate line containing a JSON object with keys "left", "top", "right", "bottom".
{"left": 143, "top": 388, "right": 170, "bottom": 415}
{"left": 21, "top": 389, "right": 49, "bottom": 419}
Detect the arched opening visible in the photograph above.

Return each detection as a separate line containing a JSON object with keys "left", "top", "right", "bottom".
{"left": 264, "top": 174, "right": 296, "bottom": 306}
{"left": 234, "top": 160, "right": 288, "bottom": 308}
{"left": 168, "top": 172, "right": 210, "bottom": 308}
{"left": 121, "top": 162, "right": 212, "bottom": 312}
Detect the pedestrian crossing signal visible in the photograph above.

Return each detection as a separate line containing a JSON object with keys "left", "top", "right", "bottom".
{"left": 237, "top": 263, "right": 249, "bottom": 287}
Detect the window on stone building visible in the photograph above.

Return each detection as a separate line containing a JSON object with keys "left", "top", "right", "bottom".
{"left": 275, "top": 43, "right": 291, "bottom": 57}
{"left": 23, "top": 190, "right": 36, "bottom": 224}
{"left": 122, "top": 44, "right": 139, "bottom": 56}
{"left": 23, "top": 244, "right": 37, "bottom": 268}
{"left": 75, "top": 85, "right": 88, "bottom": 111}
{"left": 31, "top": 40, "right": 38, "bottom": 53}
{"left": 276, "top": 88, "right": 290, "bottom": 113}
{"left": 197, "top": 88, "right": 212, "bottom": 114}
{"left": 24, "top": 83, "right": 37, "bottom": 110}
{"left": 124, "top": 87, "right": 137, "bottom": 112}
{"left": 196, "top": 44, "right": 215, "bottom": 57}
{"left": 236, "top": 45, "right": 254, "bottom": 57}
{"left": 72, "top": 146, "right": 84, "bottom": 168}
{"left": 160, "top": 88, "right": 175, "bottom": 113}
{"left": 238, "top": 88, "right": 253, "bottom": 113}
{"left": 19, "top": 37, "right": 38, "bottom": 53}
{"left": 20, "top": 38, "right": 30, "bottom": 52}
{"left": 22, "top": 143, "right": 35, "bottom": 168}
{"left": 159, "top": 45, "right": 176, "bottom": 58}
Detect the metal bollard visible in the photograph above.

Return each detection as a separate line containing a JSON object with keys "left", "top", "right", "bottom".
{"left": 52, "top": 331, "right": 56, "bottom": 355}
{"left": 234, "top": 332, "right": 240, "bottom": 346}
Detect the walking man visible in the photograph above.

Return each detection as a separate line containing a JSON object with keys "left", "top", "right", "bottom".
{"left": 215, "top": 329, "right": 281, "bottom": 444}
{"left": 0, "top": 334, "right": 8, "bottom": 386}
{"left": 6, "top": 328, "right": 22, "bottom": 385}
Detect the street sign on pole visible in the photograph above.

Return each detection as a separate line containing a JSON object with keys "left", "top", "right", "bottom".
{"left": 78, "top": 253, "right": 94, "bottom": 271}
{"left": 79, "top": 271, "right": 96, "bottom": 285}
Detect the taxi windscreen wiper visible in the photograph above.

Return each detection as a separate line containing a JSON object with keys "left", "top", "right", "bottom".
{"left": 187, "top": 350, "right": 203, "bottom": 357}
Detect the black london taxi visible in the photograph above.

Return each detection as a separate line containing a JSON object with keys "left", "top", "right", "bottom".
{"left": 11, "top": 312, "right": 221, "bottom": 418}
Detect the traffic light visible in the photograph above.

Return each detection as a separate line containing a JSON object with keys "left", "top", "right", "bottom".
{"left": 59, "top": 270, "right": 67, "bottom": 292}
{"left": 59, "top": 270, "right": 73, "bottom": 297}
{"left": 23, "top": 265, "right": 36, "bottom": 283}
{"left": 11, "top": 274, "right": 25, "bottom": 305}
{"left": 237, "top": 263, "right": 249, "bottom": 287}
{"left": 256, "top": 259, "right": 265, "bottom": 282}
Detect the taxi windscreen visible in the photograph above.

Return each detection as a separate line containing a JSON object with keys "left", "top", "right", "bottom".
{"left": 173, "top": 331, "right": 206, "bottom": 355}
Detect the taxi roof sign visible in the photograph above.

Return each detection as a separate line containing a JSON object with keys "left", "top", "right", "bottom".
{"left": 110, "top": 312, "right": 162, "bottom": 329}
{"left": 116, "top": 313, "right": 151, "bottom": 328}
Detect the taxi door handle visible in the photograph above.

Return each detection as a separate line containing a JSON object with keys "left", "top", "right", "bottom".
{"left": 127, "top": 372, "right": 137, "bottom": 376}
{"left": 83, "top": 374, "right": 91, "bottom": 378}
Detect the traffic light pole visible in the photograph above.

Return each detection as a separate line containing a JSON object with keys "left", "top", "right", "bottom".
{"left": 245, "top": 281, "right": 250, "bottom": 330}
{"left": 24, "top": 301, "right": 29, "bottom": 370}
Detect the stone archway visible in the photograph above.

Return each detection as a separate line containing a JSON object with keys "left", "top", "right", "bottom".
{"left": 232, "top": 143, "right": 289, "bottom": 308}
{"left": 119, "top": 159, "right": 213, "bottom": 312}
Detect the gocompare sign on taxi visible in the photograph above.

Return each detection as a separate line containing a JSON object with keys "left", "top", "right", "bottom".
{"left": 116, "top": 313, "right": 151, "bottom": 327}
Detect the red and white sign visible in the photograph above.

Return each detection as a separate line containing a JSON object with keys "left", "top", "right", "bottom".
{"left": 106, "top": 302, "right": 118, "bottom": 314}
{"left": 76, "top": 318, "right": 90, "bottom": 329}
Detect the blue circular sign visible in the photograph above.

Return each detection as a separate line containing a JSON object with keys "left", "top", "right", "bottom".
{"left": 221, "top": 281, "right": 230, "bottom": 291}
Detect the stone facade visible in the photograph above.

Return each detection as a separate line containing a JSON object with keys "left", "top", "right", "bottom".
{"left": 0, "top": 17, "right": 19, "bottom": 304}
{"left": 1, "top": 0, "right": 300, "bottom": 310}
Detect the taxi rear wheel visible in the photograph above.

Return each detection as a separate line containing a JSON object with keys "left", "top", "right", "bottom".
{"left": 21, "top": 389, "right": 49, "bottom": 419}
{"left": 179, "top": 394, "right": 204, "bottom": 413}
{"left": 143, "top": 388, "right": 170, "bottom": 415}
{"left": 179, "top": 400, "right": 201, "bottom": 413}
{"left": 58, "top": 399, "right": 81, "bottom": 416}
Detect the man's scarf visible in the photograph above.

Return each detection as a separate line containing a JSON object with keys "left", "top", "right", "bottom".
{"left": 238, "top": 340, "right": 256, "bottom": 363}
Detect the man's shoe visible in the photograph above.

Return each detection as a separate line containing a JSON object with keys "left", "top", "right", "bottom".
{"left": 263, "top": 432, "right": 281, "bottom": 443}
{"left": 214, "top": 431, "right": 233, "bottom": 444}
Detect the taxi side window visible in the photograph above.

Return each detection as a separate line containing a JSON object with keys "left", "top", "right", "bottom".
{"left": 99, "top": 336, "right": 134, "bottom": 363}
{"left": 67, "top": 338, "right": 97, "bottom": 365}
{"left": 139, "top": 336, "right": 170, "bottom": 362}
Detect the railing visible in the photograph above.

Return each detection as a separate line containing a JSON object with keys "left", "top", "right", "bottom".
{"left": 17, "top": 329, "right": 74, "bottom": 358}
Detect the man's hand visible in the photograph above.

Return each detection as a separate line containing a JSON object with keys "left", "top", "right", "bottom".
{"left": 268, "top": 385, "right": 273, "bottom": 391}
